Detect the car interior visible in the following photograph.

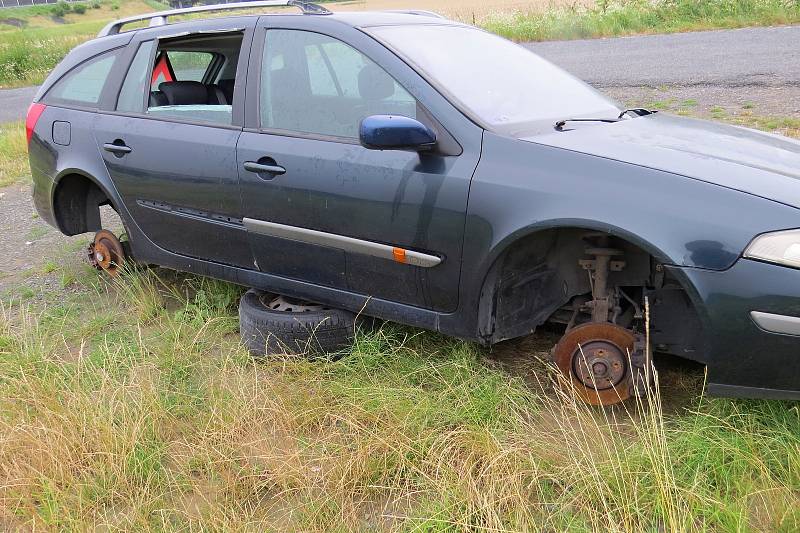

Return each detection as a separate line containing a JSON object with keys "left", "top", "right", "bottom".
{"left": 147, "top": 32, "right": 243, "bottom": 124}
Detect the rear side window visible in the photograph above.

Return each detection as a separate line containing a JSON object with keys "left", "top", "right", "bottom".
{"left": 147, "top": 32, "right": 243, "bottom": 126}
{"left": 44, "top": 49, "right": 120, "bottom": 107}
{"left": 166, "top": 51, "right": 214, "bottom": 82}
{"left": 117, "top": 41, "right": 155, "bottom": 113}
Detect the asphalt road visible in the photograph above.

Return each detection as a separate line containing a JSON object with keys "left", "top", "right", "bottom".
{"left": 525, "top": 25, "right": 800, "bottom": 88}
{"left": 1, "top": 25, "right": 799, "bottom": 123}
{"left": 0, "top": 85, "right": 38, "bottom": 123}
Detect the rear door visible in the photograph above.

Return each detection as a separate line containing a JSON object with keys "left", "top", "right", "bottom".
{"left": 237, "top": 18, "right": 483, "bottom": 311}
{"left": 94, "top": 19, "right": 256, "bottom": 269}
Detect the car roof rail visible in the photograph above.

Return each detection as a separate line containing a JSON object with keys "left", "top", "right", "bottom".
{"left": 98, "top": 0, "right": 331, "bottom": 37}
{"left": 384, "top": 10, "right": 445, "bottom": 18}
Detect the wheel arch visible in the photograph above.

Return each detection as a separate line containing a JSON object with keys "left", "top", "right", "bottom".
{"left": 51, "top": 169, "right": 119, "bottom": 236}
{"left": 474, "top": 219, "right": 708, "bottom": 358}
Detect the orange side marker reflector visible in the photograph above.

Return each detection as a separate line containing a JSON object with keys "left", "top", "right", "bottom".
{"left": 392, "top": 247, "right": 407, "bottom": 263}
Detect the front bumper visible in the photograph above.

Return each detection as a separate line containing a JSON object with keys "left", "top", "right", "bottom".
{"left": 672, "top": 259, "right": 800, "bottom": 400}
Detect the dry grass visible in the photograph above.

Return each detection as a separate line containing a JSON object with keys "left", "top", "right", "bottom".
{"left": 0, "top": 121, "right": 27, "bottom": 187}
{"left": 0, "top": 263, "right": 798, "bottom": 531}
{"left": 330, "top": 0, "right": 590, "bottom": 23}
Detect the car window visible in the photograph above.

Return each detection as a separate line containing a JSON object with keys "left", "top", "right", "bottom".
{"left": 368, "top": 24, "right": 619, "bottom": 133}
{"left": 260, "top": 29, "right": 417, "bottom": 138}
{"left": 165, "top": 51, "right": 214, "bottom": 82}
{"left": 44, "top": 49, "right": 120, "bottom": 107}
{"left": 145, "top": 32, "right": 243, "bottom": 126}
{"left": 117, "top": 41, "right": 154, "bottom": 113}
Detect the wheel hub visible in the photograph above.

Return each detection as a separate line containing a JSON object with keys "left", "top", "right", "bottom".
{"left": 260, "top": 293, "right": 329, "bottom": 313}
{"left": 552, "top": 322, "right": 634, "bottom": 405}
{"left": 87, "top": 230, "right": 125, "bottom": 276}
{"left": 572, "top": 339, "right": 627, "bottom": 391}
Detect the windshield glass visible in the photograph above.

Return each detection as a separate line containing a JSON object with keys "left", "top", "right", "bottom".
{"left": 367, "top": 24, "right": 620, "bottom": 134}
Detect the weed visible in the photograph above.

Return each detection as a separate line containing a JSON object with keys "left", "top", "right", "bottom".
{"left": 51, "top": 1, "right": 71, "bottom": 18}
{"left": 25, "top": 225, "right": 48, "bottom": 241}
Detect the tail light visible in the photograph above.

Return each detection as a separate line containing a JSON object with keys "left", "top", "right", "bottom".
{"left": 26, "top": 102, "right": 47, "bottom": 145}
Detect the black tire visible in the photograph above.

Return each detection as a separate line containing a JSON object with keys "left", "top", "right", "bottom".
{"left": 238, "top": 289, "right": 356, "bottom": 357}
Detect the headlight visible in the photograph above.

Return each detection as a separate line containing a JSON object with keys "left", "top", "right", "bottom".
{"left": 744, "top": 229, "right": 800, "bottom": 268}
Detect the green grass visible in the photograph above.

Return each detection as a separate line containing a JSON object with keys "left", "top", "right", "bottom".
{"left": 0, "top": 261, "right": 798, "bottom": 531}
{"left": 0, "top": 0, "right": 162, "bottom": 88}
{"left": 483, "top": 0, "right": 800, "bottom": 42}
{"left": 0, "top": 121, "right": 27, "bottom": 187}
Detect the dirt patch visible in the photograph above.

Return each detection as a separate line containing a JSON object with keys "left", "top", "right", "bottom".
{"left": 0, "top": 183, "right": 120, "bottom": 298}
{"left": 604, "top": 85, "right": 800, "bottom": 118}
{"left": 0, "top": 18, "right": 27, "bottom": 28}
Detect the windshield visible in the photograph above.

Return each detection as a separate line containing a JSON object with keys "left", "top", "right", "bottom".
{"left": 367, "top": 24, "right": 620, "bottom": 134}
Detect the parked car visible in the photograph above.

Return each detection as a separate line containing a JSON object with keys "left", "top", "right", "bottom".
{"left": 27, "top": 0, "right": 800, "bottom": 405}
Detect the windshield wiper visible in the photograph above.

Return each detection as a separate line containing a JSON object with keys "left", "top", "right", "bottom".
{"left": 554, "top": 117, "right": 620, "bottom": 130}
{"left": 618, "top": 108, "right": 656, "bottom": 119}
{"left": 554, "top": 108, "right": 656, "bottom": 130}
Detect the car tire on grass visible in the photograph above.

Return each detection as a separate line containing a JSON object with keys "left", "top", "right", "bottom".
{"left": 238, "top": 289, "right": 356, "bottom": 357}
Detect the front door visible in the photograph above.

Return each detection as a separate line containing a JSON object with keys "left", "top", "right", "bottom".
{"left": 237, "top": 25, "right": 480, "bottom": 311}
{"left": 95, "top": 24, "right": 255, "bottom": 269}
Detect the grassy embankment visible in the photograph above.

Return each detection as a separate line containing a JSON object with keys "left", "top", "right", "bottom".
{"left": 0, "top": 0, "right": 163, "bottom": 88}
{"left": 484, "top": 0, "right": 800, "bottom": 41}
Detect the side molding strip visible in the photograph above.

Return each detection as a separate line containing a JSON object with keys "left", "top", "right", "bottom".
{"left": 243, "top": 218, "right": 442, "bottom": 268}
{"left": 750, "top": 311, "right": 800, "bottom": 336}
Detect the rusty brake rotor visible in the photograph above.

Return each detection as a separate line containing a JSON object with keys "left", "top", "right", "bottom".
{"left": 552, "top": 322, "right": 634, "bottom": 406}
{"left": 87, "top": 229, "right": 125, "bottom": 277}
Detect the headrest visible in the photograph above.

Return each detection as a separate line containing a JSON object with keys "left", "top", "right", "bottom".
{"left": 358, "top": 64, "right": 395, "bottom": 101}
{"left": 159, "top": 81, "right": 209, "bottom": 105}
{"left": 149, "top": 90, "right": 167, "bottom": 108}
{"left": 218, "top": 78, "right": 235, "bottom": 93}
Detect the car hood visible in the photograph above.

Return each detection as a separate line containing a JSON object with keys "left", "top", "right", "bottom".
{"left": 523, "top": 113, "right": 800, "bottom": 209}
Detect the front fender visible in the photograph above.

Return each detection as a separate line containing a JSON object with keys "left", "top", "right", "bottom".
{"left": 444, "top": 132, "right": 800, "bottom": 339}
{"left": 464, "top": 131, "right": 800, "bottom": 274}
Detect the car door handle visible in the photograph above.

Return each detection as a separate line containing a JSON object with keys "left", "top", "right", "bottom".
{"left": 243, "top": 161, "right": 286, "bottom": 176}
{"left": 103, "top": 142, "right": 132, "bottom": 155}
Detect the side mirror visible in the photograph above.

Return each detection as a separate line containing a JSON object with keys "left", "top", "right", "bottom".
{"left": 359, "top": 115, "right": 437, "bottom": 152}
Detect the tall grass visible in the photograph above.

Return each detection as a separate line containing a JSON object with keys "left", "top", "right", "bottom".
{"left": 484, "top": 0, "right": 800, "bottom": 41}
{"left": 0, "top": 0, "right": 160, "bottom": 88}
{"left": 0, "top": 22, "right": 103, "bottom": 87}
{"left": 1, "top": 266, "right": 798, "bottom": 530}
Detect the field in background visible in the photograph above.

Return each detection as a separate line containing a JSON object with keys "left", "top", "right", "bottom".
{"left": 0, "top": 0, "right": 161, "bottom": 87}
{"left": 332, "top": 0, "right": 591, "bottom": 22}
{"left": 2, "top": 0, "right": 800, "bottom": 86}
{"left": 483, "top": 0, "right": 800, "bottom": 41}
